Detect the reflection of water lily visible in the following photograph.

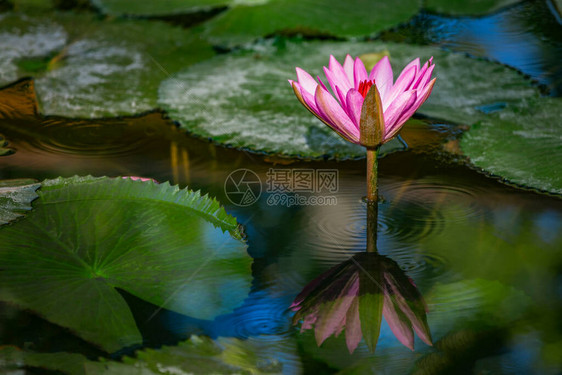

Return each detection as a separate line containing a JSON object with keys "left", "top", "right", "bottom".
{"left": 289, "top": 55, "right": 435, "bottom": 147}
{"left": 290, "top": 253, "right": 432, "bottom": 353}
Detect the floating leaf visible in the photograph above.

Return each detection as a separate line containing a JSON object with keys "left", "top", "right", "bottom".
{"left": 159, "top": 39, "right": 537, "bottom": 159}
{"left": 0, "top": 346, "right": 88, "bottom": 375}
{"left": 202, "top": 0, "right": 420, "bottom": 47}
{"left": 0, "top": 178, "right": 39, "bottom": 225}
{"left": 460, "top": 98, "right": 562, "bottom": 194}
{"left": 0, "top": 336, "right": 288, "bottom": 375}
{"left": 0, "top": 176, "right": 251, "bottom": 352}
{"left": 424, "top": 0, "right": 520, "bottom": 15}
{"left": 85, "top": 336, "right": 285, "bottom": 375}
{"left": 90, "top": 0, "right": 229, "bottom": 16}
{"left": 0, "top": 13, "right": 214, "bottom": 118}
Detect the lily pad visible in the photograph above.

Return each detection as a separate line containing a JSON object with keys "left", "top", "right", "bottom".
{"left": 0, "top": 176, "right": 251, "bottom": 352}
{"left": 0, "top": 336, "right": 288, "bottom": 375}
{"left": 424, "top": 0, "right": 521, "bottom": 15}
{"left": 158, "top": 39, "right": 537, "bottom": 159}
{"left": 0, "top": 346, "right": 88, "bottom": 375}
{"left": 0, "top": 13, "right": 214, "bottom": 118}
{"left": 0, "top": 178, "right": 39, "bottom": 225}
{"left": 460, "top": 98, "right": 562, "bottom": 194}
{"left": 90, "top": 0, "right": 229, "bottom": 16}
{"left": 202, "top": 0, "right": 421, "bottom": 46}
{"left": 85, "top": 336, "right": 284, "bottom": 375}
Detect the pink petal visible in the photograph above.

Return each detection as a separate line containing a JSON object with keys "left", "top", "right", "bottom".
{"left": 415, "top": 63, "right": 435, "bottom": 91}
{"left": 328, "top": 55, "right": 353, "bottom": 92}
{"left": 296, "top": 67, "right": 318, "bottom": 95}
{"left": 383, "top": 90, "right": 417, "bottom": 132}
{"left": 315, "top": 85, "right": 360, "bottom": 143}
{"left": 300, "top": 85, "right": 320, "bottom": 113}
{"left": 122, "top": 176, "right": 157, "bottom": 183}
{"left": 403, "top": 58, "right": 420, "bottom": 75}
{"left": 345, "top": 297, "right": 362, "bottom": 354}
{"left": 385, "top": 65, "right": 417, "bottom": 108}
{"left": 317, "top": 75, "right": 329, "bottom": 92}
{"left": 410, "top": 60, "right": 429, "bottom": 91}
{"left": 291, "top": 82, "right": 339, "bottom": 135}
{"left": 384, "top": 274, "right": 433, "bottom": 347}
{"left": 302, "top": 313, "right": 318, "bottom": 331}
{"left": 292, "top": 81, "right": 319, "bottom": 113}
{"left": 353, "top": 57, "right": 368, "bottom": 88}
{"left": 383, "top": 294, "right": 415, "bottom": 350}
{"left": 345, "top": 89, "right": 364, "bottom": 128}
{"left": 323, "top": 67, "right": 343, "bottom": 103}
{"left": 391, "top": 78, "right": 436, "bottom": 131}
{"left": 369, "top": 56, "right": 393, "bottom": 103}
{"left": 343, "top": 54, "right": 355, "bottom": 87}
{"left": 335, "top": 86, "right": 348, "bottom": 109}
{"left": 414, "top": 77, "right": 436, "bottom": 109}
{"left": 314, "top": 275, "right": 358, "bottom": 346}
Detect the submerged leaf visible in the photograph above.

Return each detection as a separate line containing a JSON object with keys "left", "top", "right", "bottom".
{"left": 0, "top": 178, "right": 40, "bottom": 225}
{"left": 0, "top": 176, "right": 250, "bottom": 352}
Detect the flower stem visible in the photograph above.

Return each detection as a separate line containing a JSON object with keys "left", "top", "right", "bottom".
{"left": 366, "top": 147, "right": 378, "bottom": 202}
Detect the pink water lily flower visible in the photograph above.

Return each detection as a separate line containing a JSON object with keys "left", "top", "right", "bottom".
{"left": 289, "top": 55, "right": 436, "bottom": 147}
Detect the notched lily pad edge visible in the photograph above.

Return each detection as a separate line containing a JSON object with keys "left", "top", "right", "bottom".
{"left": 39, "top": 175, "right": 245, "bottom": 238}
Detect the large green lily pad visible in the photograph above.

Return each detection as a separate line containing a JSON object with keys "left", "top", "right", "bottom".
{"left": 202, "top": 0, "right": 421, "bottom": 46}
{"left": 0, "top": 176, "right": 251, "bottom": 352}
{"left": 90, "top": 0, "right": 229, "bottom": 16}
{"left": 424, "top": 0, "right": 521, "bottom": 15}
{"left": 0, "top": 178, "right": 40, "bottom": 225}
{"left": 158, "top": 39, "right": 537, "bottom": 159}
{"left": 0, "top": 13, "right": 214, "bottom": 118}
{"left": 460, "top": 98, "right": 562, "bottom": 194}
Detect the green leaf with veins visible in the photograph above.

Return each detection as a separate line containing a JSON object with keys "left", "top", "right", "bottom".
{"left": 0, "top": 176, "right": 251, "bottom": 352}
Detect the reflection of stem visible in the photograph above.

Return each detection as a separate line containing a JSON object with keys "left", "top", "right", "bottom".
{"left": 366, "top": 200, "right": 378, "bottom": 253}
{"left": 366, "top": 147, "right": 378, "bottom": 202}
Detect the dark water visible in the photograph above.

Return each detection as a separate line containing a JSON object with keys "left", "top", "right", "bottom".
{"left": 1, "top": 1, "right": 562, "bottom": 374}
